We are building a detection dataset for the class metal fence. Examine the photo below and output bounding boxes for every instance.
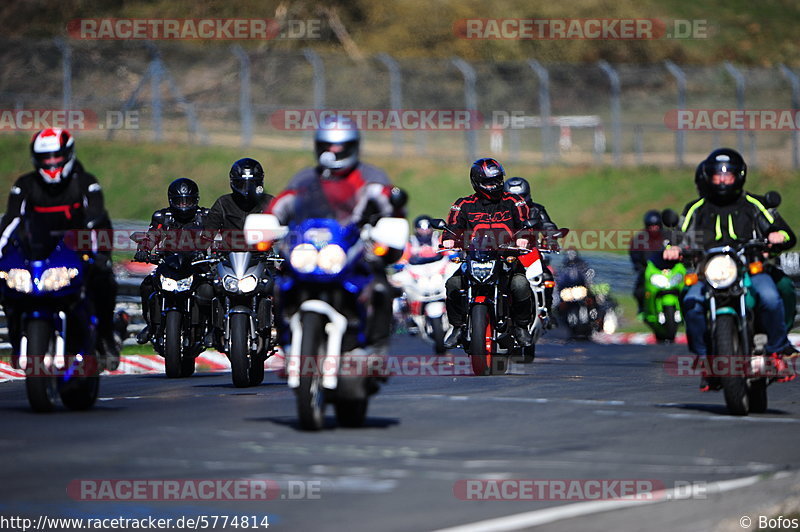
[1,37,799,168]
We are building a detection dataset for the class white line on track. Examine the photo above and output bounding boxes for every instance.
[433,472,791,532]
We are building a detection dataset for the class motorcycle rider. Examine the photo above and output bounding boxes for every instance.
[267,116,405,346]
[663,148,798,388]
[133,178,213,344]
[205,158,274,245]
[629,210,666,316]
[442,158,535,349]
[404,215,442,263]
[0,129,120,367]
[503,176,559,312]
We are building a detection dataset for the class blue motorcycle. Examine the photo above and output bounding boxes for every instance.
[0,219,101,412]
[245,211,408,430]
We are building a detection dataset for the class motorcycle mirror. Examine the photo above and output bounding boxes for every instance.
[430,218,448,230]
[661,209,679,228]
[389,187,408,209]
[764,191,782,209]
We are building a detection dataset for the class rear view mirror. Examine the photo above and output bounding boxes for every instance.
[764,191,782,209]
[430,218,447,230]
[661,209,680,229]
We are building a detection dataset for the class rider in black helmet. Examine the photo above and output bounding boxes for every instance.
[206,158,274,235]
[134,178,212,343]
[629,209,665,315]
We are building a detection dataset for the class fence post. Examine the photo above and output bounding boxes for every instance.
[54,38,72,112]
[598,60,622,166]
[664,60,686,167]
[451,57,477,161]
[779,64,800,169]
[303,48,326,110]
[528,59,552,164]
[377,53,403,156]
[232,45,253,147]
[723,62,746,156]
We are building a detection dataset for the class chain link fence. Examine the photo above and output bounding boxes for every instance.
[1,37,799,168]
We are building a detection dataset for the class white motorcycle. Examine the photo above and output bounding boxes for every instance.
[392,253,459,354]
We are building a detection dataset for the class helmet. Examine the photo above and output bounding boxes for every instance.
[229,158,264,202]
[167,178,199,222]
[699,148,746,204]
[315,115,360,175]
[694,161,707,196]
[31,128,75,185]
[504,177,532,204]
[643,210,662,229]
[469,158,505,200]
[564,247,580,263]
[413,215,434,241]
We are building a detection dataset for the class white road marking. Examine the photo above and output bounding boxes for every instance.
[433,472,790,532]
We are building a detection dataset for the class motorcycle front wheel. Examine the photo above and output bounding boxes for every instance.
[715,314,749,416]
[297,312,326,430]
[229,313,252,388]
[469,305,493,376]
[24,318,58,413]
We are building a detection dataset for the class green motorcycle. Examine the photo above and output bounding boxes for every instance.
[642,258,686,342]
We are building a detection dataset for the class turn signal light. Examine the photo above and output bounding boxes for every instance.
[256,241,271,252]
[373,244,389,257]
[748,261,763,275]
[544,280,556,288]
[684,273,698,286]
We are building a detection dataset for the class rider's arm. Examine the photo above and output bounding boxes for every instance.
[0,178,26,257]
[445,197,470,247]
[765,209,796,252]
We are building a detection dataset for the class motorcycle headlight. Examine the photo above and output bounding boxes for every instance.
[238,275,258,293]
[650,273,671,289]
[290,243,318,273]
[704,255,738,289]
[38,267,79,292]
[561,286,587,302]
[2,269,32,293]
[317,244,347,274]
[670,272,684,286]
[222,275,239,292]
[160,274,193,292]
[470,261,495,283]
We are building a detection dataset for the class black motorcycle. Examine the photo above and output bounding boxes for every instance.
[433,220,538,376]
[131,233,212,378]
[209,249,278,388]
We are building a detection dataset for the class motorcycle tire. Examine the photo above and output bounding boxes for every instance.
[229,313,252,388]
[297,312,326,430]
[24,318,59,413]
[716,314,749,416]
[164,310,184,379]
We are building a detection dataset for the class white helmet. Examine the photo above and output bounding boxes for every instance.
[314,115,360,174]
[31,128,76,185]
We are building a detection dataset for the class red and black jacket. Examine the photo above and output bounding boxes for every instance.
[446,192,531,249]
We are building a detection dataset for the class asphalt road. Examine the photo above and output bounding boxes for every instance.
[1,333,800,532]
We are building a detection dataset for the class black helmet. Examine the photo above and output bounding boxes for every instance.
[315,115,360,176]
[694,161,707,197]
[229,158,264,202]
[699,148,746,204]
[470,157,505,200]
[643,210,662,229]
[504,176,532,204]
[167,178,200,222]
[413,214,434,240]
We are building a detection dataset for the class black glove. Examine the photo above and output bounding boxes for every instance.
[134,250,150,263]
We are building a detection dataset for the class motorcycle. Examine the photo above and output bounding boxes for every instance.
[432,219,543,376]
[130,233,212,378]
[0,218,101,412]
[641,256,686,342]
[209,246,278,388]
[663,200,785,416]
[244,210,408,430]
[556,262,618,339]
[391,253,459,354]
